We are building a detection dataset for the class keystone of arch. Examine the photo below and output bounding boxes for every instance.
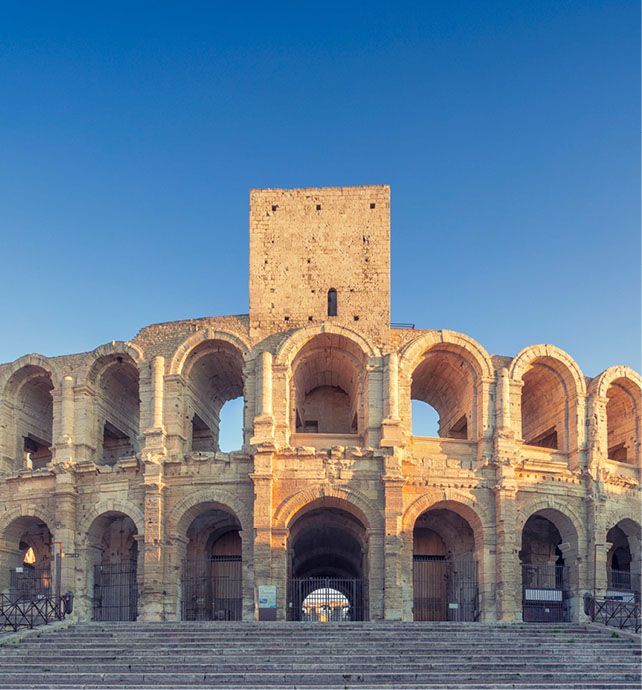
[272,484,384,532]
[77,498,146,543]
[402,489,491,536]
[169,328,251,376]
[509,344,586,397]
[0,353,62,397]
[588,365,642,400]
[167,488,252,537]
[273,324,377,369]
[79,341,145,385]
[397,330,493,380]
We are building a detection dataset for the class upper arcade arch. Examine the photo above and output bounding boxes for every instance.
[509,345,586,452]
[0,356,59,471]
[285,330,371,437]
[179,338,246,452]
[589,366,641,466]
[170,328,251,377]
[398,331,493,441]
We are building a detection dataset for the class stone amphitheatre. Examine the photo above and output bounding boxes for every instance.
[0,184,639,632]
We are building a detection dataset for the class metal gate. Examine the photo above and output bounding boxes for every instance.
[522,564,569,622]
[181,556,242,621]
[288,576,368,621]
[10,565,52,600]
[413,557,479,621]
[93,561,138,621]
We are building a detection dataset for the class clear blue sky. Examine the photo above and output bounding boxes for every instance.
[1,0,639,385]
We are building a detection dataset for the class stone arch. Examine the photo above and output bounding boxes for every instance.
[170,329,251,377]
[77,499,145,545]
[509,344,585,452]
[79,342,145,386]
[589,366,641,466]
[590,365,642,400]
[402,490,491,537]
[274,324,376,369]
[398,330,493,381]
[273,485,383,532]
[397,331,493,441]
[516,498,584,545]
[602,505,641,543]
[509,344,586,397]
[0,354,62,396]
[167,489,251,538]
[0,505,57,543]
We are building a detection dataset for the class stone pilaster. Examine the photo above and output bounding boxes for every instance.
[141,356,166,461]
[140,463,165,620]
[251,448,274,618]
[251,352,275,444]
[382,475,405,619]
[54,472,77,595]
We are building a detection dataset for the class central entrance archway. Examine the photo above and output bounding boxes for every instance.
[286,503,369,621]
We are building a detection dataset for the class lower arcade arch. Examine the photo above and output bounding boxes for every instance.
[0,515,53,598]
[180,503,243,621]
[519,508,579,622]
[411,505,480,621]
[286,500,369,621]
[86,512,139,621]
[606,519,641,597]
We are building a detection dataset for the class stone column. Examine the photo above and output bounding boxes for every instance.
[367,527,385,620]
[251,353,275,444]
[142,356,166,461]
[381,354,403,448]
[72,385,96,462]
[163,374,186,455]
[53,376,75,463]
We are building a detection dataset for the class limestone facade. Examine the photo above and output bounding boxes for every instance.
[0,185,639,623]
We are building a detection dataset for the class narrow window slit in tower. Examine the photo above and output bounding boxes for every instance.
[327,289,337,317]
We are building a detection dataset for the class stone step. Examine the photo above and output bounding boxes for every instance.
[0,670,640,685]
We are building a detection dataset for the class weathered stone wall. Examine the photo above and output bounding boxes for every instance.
[0,186,639,626]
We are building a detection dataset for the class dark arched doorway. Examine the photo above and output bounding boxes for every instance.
[287,504,368,621]
[412,507,479,621]
[87,512,139,621]
[181,506,242,620]
[520,510,577,622]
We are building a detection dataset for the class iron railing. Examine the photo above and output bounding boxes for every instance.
[591,596,641,633]
[522,564,569,622]
[288,577,368,621]
[181,557,242,621]
[0,593,66,632]
[93,561,138,621]
[413,558,479,621]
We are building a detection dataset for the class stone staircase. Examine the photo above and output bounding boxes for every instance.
[0,621,639,689]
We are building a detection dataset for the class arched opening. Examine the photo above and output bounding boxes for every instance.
[184,341,245,453]
[606,520,641,598]
[410,347,475,440]
[93,355,140,465]
[0,516,53,598]
[605,379,639,465]
[520,510,577,621]
[87,512,138,621]
[287,501,368,621]
[6,366,54,470]
[412,506,479,621]
[181,505,242,620]
[290,333,365,437]
[521,357,571,451]
[218,398,244,452]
